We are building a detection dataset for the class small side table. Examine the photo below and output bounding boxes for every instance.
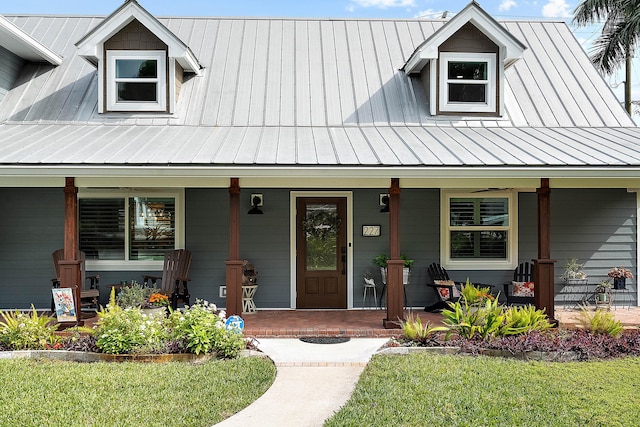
[612,286,633,310]
[242,285,258,314]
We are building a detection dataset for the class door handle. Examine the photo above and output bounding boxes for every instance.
[341,246,346,274]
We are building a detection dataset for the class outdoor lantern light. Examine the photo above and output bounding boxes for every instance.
[248,194,264,215]
[379,194,389,213]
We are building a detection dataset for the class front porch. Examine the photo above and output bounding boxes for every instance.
[234,307,640,338]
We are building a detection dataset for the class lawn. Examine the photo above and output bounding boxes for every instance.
[0,357,275,427]
[325,353,640,427]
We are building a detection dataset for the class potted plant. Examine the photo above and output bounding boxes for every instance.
[594,279,611,307]
[608,267,633,289]
[562,258,587,284]
[372,254,413,284]
[116,281,168,315]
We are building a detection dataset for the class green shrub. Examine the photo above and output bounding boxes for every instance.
[401,313,439,343]
[95,288,168,354]
[167,300,244,357]
[577,307,624,337]
[501,305,553,336]
[0,306,59,350]
[460,279,495,305]
[440,298,504,340]
[440,298,551,340]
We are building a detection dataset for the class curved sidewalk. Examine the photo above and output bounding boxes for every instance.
[213,338,388,427]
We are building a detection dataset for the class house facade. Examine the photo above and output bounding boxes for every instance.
[1,1,639,322]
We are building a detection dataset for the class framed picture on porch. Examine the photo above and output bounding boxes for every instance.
[52,288,76,323]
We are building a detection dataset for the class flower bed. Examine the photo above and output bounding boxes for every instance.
[0,291,246,360]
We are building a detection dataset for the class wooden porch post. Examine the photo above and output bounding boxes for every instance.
[226,178,243,316]
[59,177,83,322]
[533,178,556,321]
[384,178,404,328]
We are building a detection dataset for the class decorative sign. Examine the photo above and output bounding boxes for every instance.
[52,288,77,323]
[225,315,245,333]
[362,225,381,237]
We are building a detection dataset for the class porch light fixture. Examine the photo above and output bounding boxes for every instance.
[379,194,389,213]
[248,194,264,215]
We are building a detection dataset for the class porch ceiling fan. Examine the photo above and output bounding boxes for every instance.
[471,188,508,193]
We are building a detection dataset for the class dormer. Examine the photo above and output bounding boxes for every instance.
[403,2,526,117]
[75,0,202,114]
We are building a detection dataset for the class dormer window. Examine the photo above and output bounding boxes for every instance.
[439,52,496,113]
[106,50,166,112]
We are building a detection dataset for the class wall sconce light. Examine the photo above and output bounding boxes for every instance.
[248,193,264,215]
[379,194,389,213]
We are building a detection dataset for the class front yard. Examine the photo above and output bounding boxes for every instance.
[325,352,640,427]
[0,357,275,427]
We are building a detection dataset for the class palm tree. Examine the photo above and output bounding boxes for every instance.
[573,0,640,115]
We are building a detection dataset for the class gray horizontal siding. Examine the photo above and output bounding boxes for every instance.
[0,187,636,310]
[0,46,24,104]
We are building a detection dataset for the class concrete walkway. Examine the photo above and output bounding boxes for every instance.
[213,338,388,427]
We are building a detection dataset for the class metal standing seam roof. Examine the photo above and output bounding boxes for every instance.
[0,14,638,171]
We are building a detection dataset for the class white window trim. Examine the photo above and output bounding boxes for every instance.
[439,52,496,113]
[440,190,517,270]
[106,50,167,112]
[79,189,184,271]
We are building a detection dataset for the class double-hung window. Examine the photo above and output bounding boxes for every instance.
[439,52,496,113]
[441,190,516,269]
[79,190,183,270]
[106,50,166,111]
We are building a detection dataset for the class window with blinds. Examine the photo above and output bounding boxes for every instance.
[79,196,176,261]
[449,197,508,259]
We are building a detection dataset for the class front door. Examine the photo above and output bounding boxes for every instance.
[296,197,347,309]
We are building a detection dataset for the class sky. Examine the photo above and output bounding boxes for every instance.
[0,0,636,116]
[0,1,578,20]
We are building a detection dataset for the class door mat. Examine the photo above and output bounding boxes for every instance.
[299,337,351,344]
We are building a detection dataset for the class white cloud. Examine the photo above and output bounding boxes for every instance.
[499,1,517,12]
[414,9,446,19]
[350,0,416,9]
[542,0,572,18]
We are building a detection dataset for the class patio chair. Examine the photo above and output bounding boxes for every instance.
[503,261,535,305]
[425,263,463,312]
[142,249,192,310]
[51,249,100,312]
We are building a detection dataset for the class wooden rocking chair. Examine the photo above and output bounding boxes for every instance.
[51,249,100,312]
[503,262,535,305]
[425,263,463,312]
[142,249,192,310]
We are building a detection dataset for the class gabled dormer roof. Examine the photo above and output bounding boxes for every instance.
[75,0,202,75]
[403,1,526,74]
[0,14,62,65]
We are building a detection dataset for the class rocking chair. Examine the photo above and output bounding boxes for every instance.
[425,263,463,312]
[51,249,100,312]
[503,262,535,305]
[142,249,192,310]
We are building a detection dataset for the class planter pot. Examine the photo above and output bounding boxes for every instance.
[380,267,411,285]
[613,277,626,290]
[596,292,609,303]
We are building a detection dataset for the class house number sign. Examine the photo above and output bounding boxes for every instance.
[362,225,381,237]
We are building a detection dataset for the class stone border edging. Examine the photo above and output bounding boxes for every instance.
[0,350,213,363]
[376,346,580,362]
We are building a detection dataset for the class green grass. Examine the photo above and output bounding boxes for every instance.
[325,353,640,427]
[0,357,275,427]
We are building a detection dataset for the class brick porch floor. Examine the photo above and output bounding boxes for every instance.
[241,309,430,338]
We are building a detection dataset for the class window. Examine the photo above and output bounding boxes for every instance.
[439,52,496,113]
[79,191,183,269]
[106,50,166,111]
[441,191,516,270]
